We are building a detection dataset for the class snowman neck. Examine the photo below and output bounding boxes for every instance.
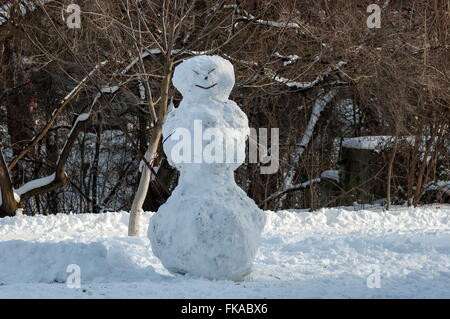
[178,166,236,184]
[182,95,228,104]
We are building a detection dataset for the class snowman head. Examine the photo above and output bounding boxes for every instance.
[172,55,235,102]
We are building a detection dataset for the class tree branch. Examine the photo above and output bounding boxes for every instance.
[8,60,108,170]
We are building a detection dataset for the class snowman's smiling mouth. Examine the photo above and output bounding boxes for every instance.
[195,83,218,90]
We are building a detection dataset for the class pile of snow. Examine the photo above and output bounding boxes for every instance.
[0,205,449,298]
[0,240,156,284]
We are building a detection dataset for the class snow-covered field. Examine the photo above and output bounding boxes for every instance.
[0,205,449,298]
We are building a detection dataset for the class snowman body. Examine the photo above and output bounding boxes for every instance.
[148,55,266,280]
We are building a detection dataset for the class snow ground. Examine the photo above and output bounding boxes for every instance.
[0,205,449,298]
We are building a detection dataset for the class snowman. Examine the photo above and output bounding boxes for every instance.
[148,55,266,281]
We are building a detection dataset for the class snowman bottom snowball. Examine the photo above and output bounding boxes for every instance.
[148,186,266,281]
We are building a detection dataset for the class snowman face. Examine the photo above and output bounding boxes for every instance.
[172,55,235,102]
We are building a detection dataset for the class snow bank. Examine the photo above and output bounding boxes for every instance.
[0,211,150,242]
[0,238,161,285]
[265,205,450,235]
[0,212,158,285]
[0,205,449,298]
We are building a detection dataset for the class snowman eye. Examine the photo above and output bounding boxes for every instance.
[193,70,200,75]
[208,68,215,74]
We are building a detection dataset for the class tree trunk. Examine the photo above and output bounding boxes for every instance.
[3,37,35,187]
[128,128,162,236]
[32,69,59,213]
[143,157,177,212]
[386,137,398,210]
[128,57,173,236]
[92,120,102,214]
[0,150,17,217]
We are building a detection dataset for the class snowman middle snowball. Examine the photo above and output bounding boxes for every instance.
[148,55,266,281]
